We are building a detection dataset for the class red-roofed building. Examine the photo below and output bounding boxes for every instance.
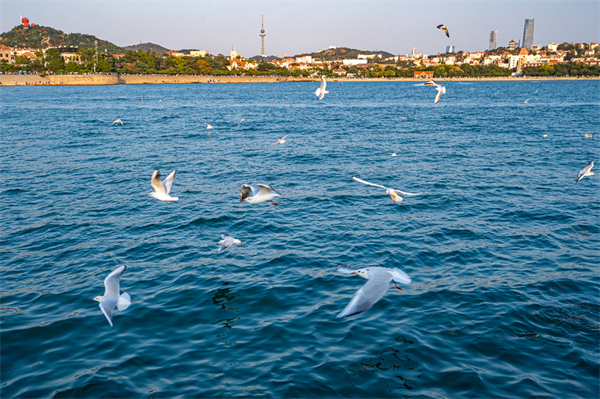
[413,70,433,78]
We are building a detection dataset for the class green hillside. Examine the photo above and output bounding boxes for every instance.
[295,47,395,60]
[0,24,124,54]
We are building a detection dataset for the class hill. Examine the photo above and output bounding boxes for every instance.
[295,47,395,60]
[0,24,124,53]
[122,42,170,55]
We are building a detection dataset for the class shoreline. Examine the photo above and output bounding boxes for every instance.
[0,73,598,87]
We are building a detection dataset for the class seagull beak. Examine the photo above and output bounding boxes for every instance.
[351,272,357,275]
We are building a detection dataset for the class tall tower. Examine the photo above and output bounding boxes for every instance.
[259,12,266,61]
[488,29,498,51]
[522,19,534,50]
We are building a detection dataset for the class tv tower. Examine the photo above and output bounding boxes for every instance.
[259,12,266,61]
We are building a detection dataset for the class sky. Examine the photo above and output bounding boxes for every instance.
[1,0,598,57]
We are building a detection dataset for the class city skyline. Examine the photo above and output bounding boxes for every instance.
[1,1,598,57]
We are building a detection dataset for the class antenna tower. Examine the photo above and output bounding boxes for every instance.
[259,12,266,61]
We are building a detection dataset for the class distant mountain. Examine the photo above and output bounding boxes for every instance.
[248,55,280,62]
[295,47,395,60]
[122,42,170,56]
[0,24,124,53]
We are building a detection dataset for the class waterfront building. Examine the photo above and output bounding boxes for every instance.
[522,19,535,50]
[489,29,498,50]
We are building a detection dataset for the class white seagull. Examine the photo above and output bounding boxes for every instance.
[336,265,411,318]
[381,151,399,157]
[238,117,248,129]
[148,170,179,202]
[240,184,281,206]
[218,233,242,253]
[113,119,123,125]
[205,123,213,129]
[93,266,131,327]
[315,76,329,100]
[428,80,446,104]
[271,134,290,146]
[576,161,594,184]
[352,176,422,204]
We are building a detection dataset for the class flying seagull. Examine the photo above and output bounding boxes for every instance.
[352,176,422,204]
[315,76,330,100]
[113,119,123,125]
[92,266,131,327]
[240,184,281,206]
[148,170,179,202]
[336,265,411,318]
[381,151,399,157]
[584,133,594,138]
[205,123,213,129]
[576,161,594,184]
[238,117,248,129]
[271,134,290,146]
[428,80,446,104]
[218,233,242,253]
[437,24,450,38]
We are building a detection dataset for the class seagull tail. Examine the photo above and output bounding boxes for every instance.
[117,292,131,311]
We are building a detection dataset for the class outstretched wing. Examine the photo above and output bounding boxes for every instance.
[258,184,280,196]
[337,274,391,318]
[99,302,114,327]
[352,176,388,190]
[391,189,423,197]
[151,170,166,195]
[104,266,126,297]
[434,88,443,104]
[162,170,177,195]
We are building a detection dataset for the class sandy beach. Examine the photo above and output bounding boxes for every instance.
[0,73,597,87]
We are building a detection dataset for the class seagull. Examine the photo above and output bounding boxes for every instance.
[315,76,329,100]
[240,184,281,206]
[113,119,123,125]
[336,265,411,318]
[238,117,248,129]
[381,151,399,157]
[584,134,594,138]
[524,99,530,103]
[271,134,290,146]
[205,123,213,129]
[218,233,242,253]
[437,24,450,38]
[543,134,548,138]
[576,161,594,184]
[92,266,131,327]
[428,80,446,104]
[148,170,179,202]
[352,176,422,204]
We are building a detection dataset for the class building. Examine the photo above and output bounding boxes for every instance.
[166,50,185,57]
[508,40,520,50]
[489,29,498,50]
[342,59,368,66]
[522,19,535,50]
[57,47,80,63]
[295,55,312,64]
[411,47,420,58]
[189,50,210,57]
[414,70,433,78]
[445,45,456,54]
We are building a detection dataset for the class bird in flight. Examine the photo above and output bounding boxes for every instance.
[205,123,213,129]
[148,170,179,202]
[352,176,422,204]
[218,233,242,253]
[437,24,450,38]
[271,134,290,146]
[428,80,446,104]
[92,266,131,327]
[335,265,411,318]
[315,76,329,100]
[113,119,123,125]
[576,161,594,184]
[240,184,281,206]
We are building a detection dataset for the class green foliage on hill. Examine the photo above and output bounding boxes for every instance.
[295,47,394,61]
[0,24,124,53]
[122,43,170,56]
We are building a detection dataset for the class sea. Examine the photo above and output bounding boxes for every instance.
[1,80,599,398]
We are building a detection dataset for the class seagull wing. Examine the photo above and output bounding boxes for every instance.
[258,184,280,196]
[270,139,280,146]
[104,266,126,298]
[337,273,391,318]
[99,301,114,327]
[391,189,423,197]
[434,88,443,104]
[151,170,166,195]
[320,76,327,93]
[388,268,412,285]
[352,176,388,190]
[443,27,450,38]
[281,134,290,140]
[162,170,177,195]
[218,235,233,252]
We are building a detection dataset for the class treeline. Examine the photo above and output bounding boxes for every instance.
[522,62,600,77]
[2,48,599,78]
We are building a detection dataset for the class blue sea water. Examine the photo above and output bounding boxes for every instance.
[1,80,599,398]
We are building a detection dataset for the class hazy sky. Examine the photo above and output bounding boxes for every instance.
[1,0,598,56]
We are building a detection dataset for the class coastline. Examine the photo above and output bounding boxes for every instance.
[0,73,598,87]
